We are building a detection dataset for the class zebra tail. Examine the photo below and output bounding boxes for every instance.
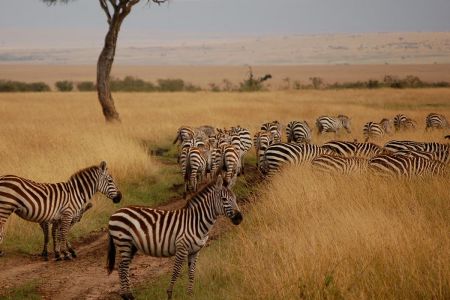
[172,130,180,144]
[184,156,192,182]
[107,233,116,275]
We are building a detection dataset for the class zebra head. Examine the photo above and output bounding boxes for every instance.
[214,176,242,225]
[97,161,122,204]
[338,115,352,133]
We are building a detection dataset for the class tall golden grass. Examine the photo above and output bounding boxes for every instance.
[0,89,449,298]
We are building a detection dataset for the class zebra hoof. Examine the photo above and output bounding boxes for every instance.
[69,249,77,258]
[63,253,73,261]
[120,293,135,300]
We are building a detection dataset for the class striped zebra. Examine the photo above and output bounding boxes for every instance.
[286,121,312,143]
[363,118,392,142]
[316,115,351,135]
[384,140,449,153]
[322,141,385,158]
[393,114,416,131]
[230,126,253,174]
[311,154,368,174]
[369,154,446,178]
[0,161,121,259]
[392,150,450,165]
[220,145,241,188]
[261,143,331,175]
[173,126,209,147]
[107,176,243,300]
[40,202,92,260]
[261,121,282,143]
[426,113,449,130]
[183,147,210,198]
[254,131,274,169]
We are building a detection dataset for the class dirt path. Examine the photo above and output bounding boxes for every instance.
[0,160,261,299]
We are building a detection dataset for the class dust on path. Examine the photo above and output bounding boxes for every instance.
[0,162,261,300]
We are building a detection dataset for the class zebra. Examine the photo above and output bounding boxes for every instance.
[261,121,282,143]
[254,131,274,169]
[286,121,312,143]
[261,143,331,175]
[40,202,93,260]
[384,140,449,153]
[315,115,351,135]
[0,161,121,259]
[230,126,253,174]
[393,114,416,131]
[425,113,449,130]
[183,146,210,198]
[107,175,243,300]
[322,141,385,158]
[368,154,446,178]
[220,145,241,188]
[173,126,209,148]
[392,150,450,165]
[363,118,392,142]
[311,154,369,174]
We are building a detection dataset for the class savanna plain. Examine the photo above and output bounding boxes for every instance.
[0,89,449,299]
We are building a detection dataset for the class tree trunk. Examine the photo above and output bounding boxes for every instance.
[96,6,130,123]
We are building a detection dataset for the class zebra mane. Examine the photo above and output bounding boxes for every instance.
[68,165,100,181]
[184,181,216,208]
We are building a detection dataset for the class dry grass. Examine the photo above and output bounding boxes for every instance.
[0,89,449,297]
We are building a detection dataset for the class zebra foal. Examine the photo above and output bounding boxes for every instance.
[316,115,351,135]
[107,176,243,300]
[425,113,449,130]
[0,161,121,259]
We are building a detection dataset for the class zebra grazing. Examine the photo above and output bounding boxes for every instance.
[286,121,312,143]
[40,202,92,260]
[393,114,416,131]
[426,113,449,130]
[369,154,446,178]
[107,176,243,300]
[322,141,384,158]
[261,121,282,143]
[316,115,351,135]
[254,131,274,169]
[261,143,331,175]
[0,161,121,259]
[384,140,449,153]
[393,150,450,165]
[311,154,368,174]
[363,118,392,141]
[230,126,253,174]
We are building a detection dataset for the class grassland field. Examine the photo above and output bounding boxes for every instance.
[0,89,449,299]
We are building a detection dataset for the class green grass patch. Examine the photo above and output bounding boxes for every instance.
[0,280,41,300]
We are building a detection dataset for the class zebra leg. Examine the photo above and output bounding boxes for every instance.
[53,222,62,260]
[118,245,135,300]
[187,252,199,296]
[57,215,73,261]
[0,220,5,257]
[39,222,50,260]
[167,247,188,300]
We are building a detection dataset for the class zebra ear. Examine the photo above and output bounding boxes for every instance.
[100,161,107,172]
[215,175,224,189]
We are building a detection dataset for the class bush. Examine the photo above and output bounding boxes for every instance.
[110,76,156,92]
[157,78,185,92]
[55,81,74,92]
[0,80,50,92]
[77,81,96,91]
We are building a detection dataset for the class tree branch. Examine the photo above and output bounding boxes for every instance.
[99,0,112,24]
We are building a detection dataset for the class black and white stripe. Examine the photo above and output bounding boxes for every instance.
[316,115,351,134]
[369,154,446,178]
[392,149,450,165]
[230,126,253,174]
[384,140,449,153]
[261,121,282,143]
[286,121,312,143]
[254,131,274,169]
[0,161,121,259]
[322,141,384,158]
[393,114,416,131]
[425,113,449,130]
[183,147,209,198]
[311,154,368,174]
[107,176,242,300]
[363,118,391,142]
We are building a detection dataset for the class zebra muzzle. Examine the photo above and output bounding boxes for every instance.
[231,211,243,225]
[112,191,122,203]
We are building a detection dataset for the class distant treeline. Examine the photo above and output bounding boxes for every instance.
[1,74,449,92]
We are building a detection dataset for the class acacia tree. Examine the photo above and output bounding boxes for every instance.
[43,0,167,122]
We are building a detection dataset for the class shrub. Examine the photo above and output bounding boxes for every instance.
[309,77,323,89]
[0,80,50,92]
[238,67,271,92]
[157,78,185,92]
[110,76,157,92]
[77,81,96,91]
[55,81,74,92]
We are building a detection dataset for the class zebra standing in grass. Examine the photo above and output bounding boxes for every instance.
[107,176,243,300]
[220,145,241,187]
[0,161,121,259]
[315,115,351,135]
[183,146,210,198]
[368,154,446,178]
[286,121,312,143]
[425,113,449,130]
[261,143,332,175]
[363,118,392,142]
[322,141,385,158]
[230,126,253,174]
[384,140,449,153]
[261,121,282,143]
[392,150,450,165]
[311,154,369,174]
[393,114,416,131]
[254,131,274,169]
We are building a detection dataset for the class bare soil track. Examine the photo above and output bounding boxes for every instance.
[0,160,261,300]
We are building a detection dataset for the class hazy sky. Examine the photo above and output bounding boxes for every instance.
[1,0,450,48]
